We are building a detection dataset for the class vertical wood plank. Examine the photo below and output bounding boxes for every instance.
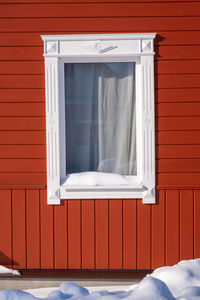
[12,189,26,269]
[166,190,180,266]
[95,199,108,269]
[26,190,40,268]
[0,190,12,268]
[123,199,136,269]
[180,190,194,260]
[137,199,151,269]
[151,190,165,269]
[194,190,200,258]
[54,200,68,269]
[82,200,94,269]
[40,190,54,269]
[68,200,81,269]
[109,200,122,269]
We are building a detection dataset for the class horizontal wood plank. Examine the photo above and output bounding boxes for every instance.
[157,103,200,117]
[156,74,200,89]
[0,61,44,75]
[0,75,44,89]
[156,89,200,103]
[0,131,45,144]
[157,159,200,173]
[158,46,200,60]
[158,173,200,186]
[0,17,200,32]
[157,117,200,131]
[0,158,46,172]
[1,3,200,18]
[0,173,46,185]
[0,145,46,158]
[157,131,200,145]
[1,0,199,3]
[0,47,43,61]
[0,89,45,102]
[0,117,45,130]
[0,103,45,116]
[156,60,200,75]
[157,145,200,159]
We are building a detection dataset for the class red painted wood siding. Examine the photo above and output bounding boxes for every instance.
[0,0,199,270]
[0,188,199,269]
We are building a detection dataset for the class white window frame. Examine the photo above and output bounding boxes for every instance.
[41,33,156,205]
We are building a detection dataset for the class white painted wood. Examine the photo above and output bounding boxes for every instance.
[41,33,156,58]
[42,33,156,204]
[45,57,61,204]
[141,55,156,204]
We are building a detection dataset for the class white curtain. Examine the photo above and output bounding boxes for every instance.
[65,62,136,175]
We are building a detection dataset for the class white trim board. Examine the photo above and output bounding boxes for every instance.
[42,33,156,204]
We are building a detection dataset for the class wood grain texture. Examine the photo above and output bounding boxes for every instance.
[180,190,194,260]
[95,199,108,269]
[68,200,81,269]
[194,190,200,259]
[1,2,200,18]
[157,103,200,117]
[0,132,45,145]
[54,200,68,269]
[0,190,12,268]
[137,200,151,269]
[151,190,165,269]
[1,17,200,33]
[123,199,137,269]
[0,159,46,172]
[109,200,122,269]
[0,117,45,130]
[1,0,199,3]
[157,88,200,103]
[26,190,40,268]
[0,103,45,116]
[0,173,46,185]
[40,190,54,269]
[0,89,45,102]
[157,159,200,173]
[12,189,26,268]
[157,145,200,159]
[82,200,95,269]
[157,131,200,144]
[166,190,180,266]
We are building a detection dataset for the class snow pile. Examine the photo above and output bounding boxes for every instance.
[1,259,200,299]
[0,265,20,276]
[63,172,131,186]
[151,259,200,298]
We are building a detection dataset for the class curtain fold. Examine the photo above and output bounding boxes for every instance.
[65,62,136,176]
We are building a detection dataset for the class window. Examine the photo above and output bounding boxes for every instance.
[41,33,156,204]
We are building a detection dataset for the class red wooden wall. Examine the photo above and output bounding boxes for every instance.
[0,0,200,270]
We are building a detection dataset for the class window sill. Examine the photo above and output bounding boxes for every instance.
[57,184,155,204]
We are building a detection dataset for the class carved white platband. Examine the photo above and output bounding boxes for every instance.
[48,188,61,205]
[42,33,156,205]
[142,39,152,52]
[46,41,58,54]
[82,40,117,53]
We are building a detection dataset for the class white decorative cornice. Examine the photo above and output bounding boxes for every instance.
[41,33,156,57]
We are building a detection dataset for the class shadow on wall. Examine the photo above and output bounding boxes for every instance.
[0,251,18,267]
[154,34,164,194]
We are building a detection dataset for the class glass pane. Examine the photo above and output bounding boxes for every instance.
[65,62,136,175]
